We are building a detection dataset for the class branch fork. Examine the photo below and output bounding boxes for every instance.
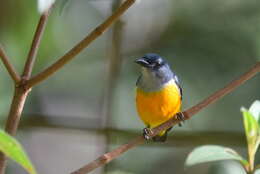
[0,1,136,173]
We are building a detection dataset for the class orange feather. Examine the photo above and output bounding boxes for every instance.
[136,81,181,129]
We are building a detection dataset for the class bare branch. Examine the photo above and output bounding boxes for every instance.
[72,137,144,174]
[0,87,30,174]
[0,45,20,83]
[71,62,260,174]
[22,9,51,80]
[0,7,52,174]
[0,2,135,173]
[26,0,136,89]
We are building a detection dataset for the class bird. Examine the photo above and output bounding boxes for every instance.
[135,53,183,142]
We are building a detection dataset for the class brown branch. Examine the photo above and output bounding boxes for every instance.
[0,45,20,83]
[4,88,30,135]
[0,2,135,173]
[26,0,136,89]
[71,62,260,174]
[0,7,52,174]
[22,10,51,81]
[0,87,30,174]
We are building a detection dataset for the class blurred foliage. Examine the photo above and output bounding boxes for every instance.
[185,101,260,173]
[106,170,135,174]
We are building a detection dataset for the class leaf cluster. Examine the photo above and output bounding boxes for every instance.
[185,100,260,174]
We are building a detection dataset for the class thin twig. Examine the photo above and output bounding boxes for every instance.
[26,0,136,89]
[22,10,51,81]
[71,62,260,174]
[0,45,20,83]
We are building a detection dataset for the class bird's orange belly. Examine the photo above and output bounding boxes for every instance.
[136,83,181,128]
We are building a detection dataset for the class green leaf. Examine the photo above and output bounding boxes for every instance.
[185,145,247,167]
[0,130,37,174]
[249,100,260,126]
[241,107,259,148]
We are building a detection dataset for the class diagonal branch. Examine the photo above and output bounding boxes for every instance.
[22,9,51,81]
[26,0,136,89]
[71,62,260,174]
[0,45,21,83]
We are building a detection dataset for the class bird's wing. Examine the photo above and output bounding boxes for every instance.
[136,75,141,86]
[173,74,183,100]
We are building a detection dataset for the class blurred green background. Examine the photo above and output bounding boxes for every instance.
[0,0,260,173]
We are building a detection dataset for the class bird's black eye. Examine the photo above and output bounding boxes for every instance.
[152,61,163,69]
[157,59,164,65]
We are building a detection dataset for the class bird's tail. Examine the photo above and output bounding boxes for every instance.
[152,127,172,142]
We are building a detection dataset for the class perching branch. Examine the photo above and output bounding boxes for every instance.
[71,62,260,174]
[26,0,136,89]
[0,45,20,83]
[22,9,51,81]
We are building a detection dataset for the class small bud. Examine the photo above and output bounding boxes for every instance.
[38,0,55,14]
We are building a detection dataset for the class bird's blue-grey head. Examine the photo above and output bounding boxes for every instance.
[135,53,174,92]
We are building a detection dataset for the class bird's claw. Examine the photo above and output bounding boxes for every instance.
[143,128,153,140]
[176,112,185,127]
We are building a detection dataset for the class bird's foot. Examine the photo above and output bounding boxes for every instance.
[176,112,185,127]
[143,127,153,140]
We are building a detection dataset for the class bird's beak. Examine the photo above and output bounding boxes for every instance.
[135,58,149,67]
